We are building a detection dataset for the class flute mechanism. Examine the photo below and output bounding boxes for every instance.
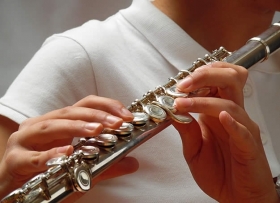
[1,21,280,203]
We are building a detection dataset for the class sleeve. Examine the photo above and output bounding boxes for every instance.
[0,35,97,123]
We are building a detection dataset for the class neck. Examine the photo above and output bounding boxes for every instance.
[152,0,275,52]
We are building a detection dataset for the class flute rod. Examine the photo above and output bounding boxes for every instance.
[225,21,280,68]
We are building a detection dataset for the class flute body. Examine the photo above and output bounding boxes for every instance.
[1,22,280,203]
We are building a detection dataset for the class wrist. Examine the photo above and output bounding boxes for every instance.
[0,161,15,199]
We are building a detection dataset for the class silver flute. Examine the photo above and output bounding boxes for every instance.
[1,21,280,203]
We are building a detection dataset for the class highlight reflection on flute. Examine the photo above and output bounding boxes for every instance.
[1,0,280,202]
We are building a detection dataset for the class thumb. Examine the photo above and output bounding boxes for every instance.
[20,145,74,173]
[172,116,202,163]
[219,111,257,161]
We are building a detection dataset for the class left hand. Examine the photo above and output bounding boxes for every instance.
[0,95,139,201]
[172,62,278,203]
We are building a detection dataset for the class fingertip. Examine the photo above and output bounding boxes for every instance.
[219,111,235,128]
[174,98,193,113]
[219,111,258,160]
[176,76,193,91]
[84,122,103,133]
[56,145,73,156]
[121,107,134,122]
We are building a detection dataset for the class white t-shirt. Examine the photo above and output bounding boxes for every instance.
[0,0,280,202]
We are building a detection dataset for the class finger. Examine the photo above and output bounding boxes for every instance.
[172,115,203,163]
[219,111,276,198]
[219,111,265,162]
[20,106,124,130]
[175,97,244,119]
[7,145,73,177]
[219,111,258,161]
[178,62,247,92]
[174,97,259,136]
[73,95,134,122]
[16,120,103,145]
[203,61,247,75]
[177,62,248,106]
[174,97,253,126]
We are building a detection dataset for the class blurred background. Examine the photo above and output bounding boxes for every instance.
[0,1,279,96]
[0,0,131,96]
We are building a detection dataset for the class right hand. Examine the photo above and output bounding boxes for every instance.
[173,62,278,203]
[0,95,139,200]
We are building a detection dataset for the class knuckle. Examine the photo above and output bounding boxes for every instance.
[38,119,53,131]
[83,95,98,103]
[226,68,244,87]
[227,65,248,85]
[87,109,97,118]
[85,108,107,121]
[58,106,73,116]
[30,152,42,168]
[193,67,210,81]
[227,68,239,78]
[63,120,84,135]
[109,99,124,108]
[226,100,241,114]
[66,120,79,130]
[19,118,34,129]
[211,61,225,68]
[6,133,18,148]
[239,66,249,82]
[98,96,122,106]
[5,148,19,165]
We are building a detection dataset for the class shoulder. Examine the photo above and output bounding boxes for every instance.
[44,14,137,60]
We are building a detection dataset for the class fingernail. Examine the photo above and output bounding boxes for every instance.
[85,122,101,130]
[225,112,235,127]
[121,107,133,117]
[177,76,192,90]
[173,98,193,112]
[57,145,71,153]
[107,115,121,124]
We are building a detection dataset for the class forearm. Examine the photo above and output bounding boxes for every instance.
[0,162,14,199]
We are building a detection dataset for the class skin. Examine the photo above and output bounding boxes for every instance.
[173,62,279,202]
[0,0,280,202]
[152,0,280,52]
[0,95,139,200]
[149,1,280,201]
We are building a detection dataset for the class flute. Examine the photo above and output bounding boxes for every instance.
[1,21,280,203]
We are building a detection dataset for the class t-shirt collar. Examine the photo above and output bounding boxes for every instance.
[120,0,209,71]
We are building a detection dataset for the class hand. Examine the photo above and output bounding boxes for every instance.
[172,62,279,203]
[0,95,139,200]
